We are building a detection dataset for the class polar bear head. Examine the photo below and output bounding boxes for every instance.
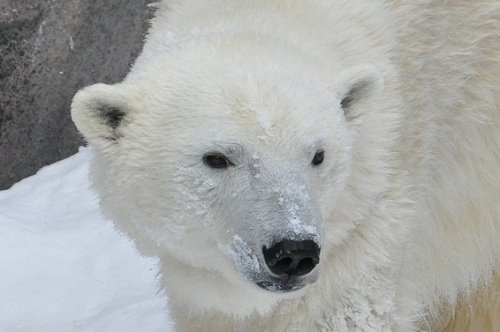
[72,36,386,316]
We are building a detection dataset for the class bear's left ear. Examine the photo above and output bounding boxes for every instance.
[333,65,384,121]
[71,83,132,147]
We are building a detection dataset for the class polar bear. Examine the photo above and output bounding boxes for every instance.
[71,1,500,331]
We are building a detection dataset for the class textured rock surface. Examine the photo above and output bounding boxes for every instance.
[0,0,154,189]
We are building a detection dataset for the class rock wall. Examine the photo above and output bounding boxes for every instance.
[0,0,154,189]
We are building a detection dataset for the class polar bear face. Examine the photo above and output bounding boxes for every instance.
[72,38,383,314]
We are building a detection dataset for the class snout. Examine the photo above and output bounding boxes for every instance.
[253,239,320,293]
[263,239,320,277]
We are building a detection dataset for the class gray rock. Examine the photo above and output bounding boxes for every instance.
[0,0,154,189]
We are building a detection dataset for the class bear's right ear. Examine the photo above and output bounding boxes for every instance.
[71,83,131,146]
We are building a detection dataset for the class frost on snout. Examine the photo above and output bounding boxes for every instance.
[227,180,323,293]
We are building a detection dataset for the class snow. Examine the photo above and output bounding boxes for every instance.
[0,148,175,332]
[229,235,261,273]
[257,113,273,132]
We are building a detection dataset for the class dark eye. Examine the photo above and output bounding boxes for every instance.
[203,153,233,169]
[312,150,325,166]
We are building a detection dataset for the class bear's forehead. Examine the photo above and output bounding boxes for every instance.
[138,69,337,127]
[133,79,340,154]
[129,47,342,150]
[131,38,333,108]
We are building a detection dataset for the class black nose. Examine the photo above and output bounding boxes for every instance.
[263,240,320,277]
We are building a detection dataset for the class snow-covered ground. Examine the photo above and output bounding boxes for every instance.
[0,148,174,332]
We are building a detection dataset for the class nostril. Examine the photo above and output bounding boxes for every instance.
[275,257,293,272]
[295,257,317,276]
[263,239,320,277]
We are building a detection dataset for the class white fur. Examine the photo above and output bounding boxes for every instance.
[71,1,500,331]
